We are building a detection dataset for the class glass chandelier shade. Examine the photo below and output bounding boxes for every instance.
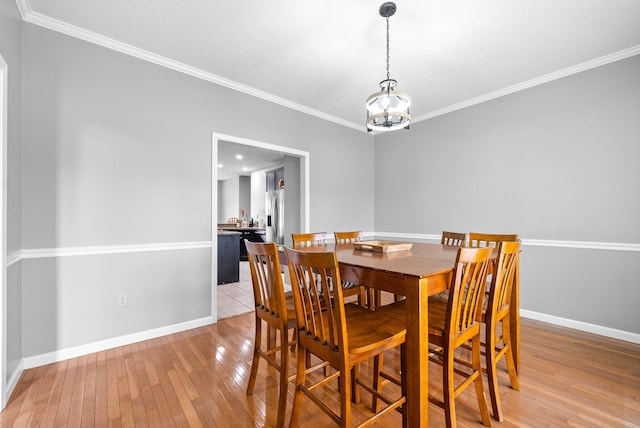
[366,2,411,132]
[366,79,411,131]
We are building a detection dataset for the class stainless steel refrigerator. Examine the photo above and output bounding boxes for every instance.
[265,189,285,244]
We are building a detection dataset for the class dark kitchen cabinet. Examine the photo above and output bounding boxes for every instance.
[217,231,240,284]
[238,229,265,261]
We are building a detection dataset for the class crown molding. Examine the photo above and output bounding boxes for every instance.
[413,45,640,123]
[15,2,640,132]
[17,5,364,133]
[13,0,31,19]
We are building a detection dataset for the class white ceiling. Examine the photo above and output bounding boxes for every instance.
[217,140,284,181]
[17,0,640,175]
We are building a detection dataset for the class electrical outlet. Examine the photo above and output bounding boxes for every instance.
[118,293,128,308]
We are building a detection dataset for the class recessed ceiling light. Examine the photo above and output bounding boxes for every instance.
[218,163,223,168]
[242,167,249,171]
[235,154,243,160]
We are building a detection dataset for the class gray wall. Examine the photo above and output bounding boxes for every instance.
[283,155,301,247]
[0,0,24,390]
[239,176,251,220]
[220,176,240,221]
[374,55,640,333]
[19,22,374,358]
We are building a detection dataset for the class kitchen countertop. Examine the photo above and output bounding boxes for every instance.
[218,230,242,235]
[217,227,265,232]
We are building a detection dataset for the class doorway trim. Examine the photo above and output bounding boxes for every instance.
[211,132,309,322]
[0,53,8,409]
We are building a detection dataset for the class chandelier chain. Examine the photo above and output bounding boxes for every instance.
[386,16,390,81]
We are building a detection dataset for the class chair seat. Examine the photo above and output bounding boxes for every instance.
[344,304,406,356]
[301,303,406,358]
[376,299,449,337]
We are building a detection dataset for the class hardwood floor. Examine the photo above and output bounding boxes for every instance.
[1,315,639,427]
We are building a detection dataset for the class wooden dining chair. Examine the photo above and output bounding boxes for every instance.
[291,232,331,248]
[284,247,407,427]
[245,241,296,428]
[441,231,467,247]
[468,232,519,288]
[468,232,518,248]
[226,216,240,225]
[482,241,520,421]
[334,231,370,307]
[468,232,521,375]
[334,231,363,245]
[373,246,494,428]
[294,232,365,305]
[431,231,468,303]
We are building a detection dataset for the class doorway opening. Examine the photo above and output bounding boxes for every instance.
[211,133,309,322]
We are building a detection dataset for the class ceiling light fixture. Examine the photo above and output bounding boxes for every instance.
[366,2,411,132]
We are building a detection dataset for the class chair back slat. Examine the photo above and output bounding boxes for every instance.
[285,248,346,355]
[468,232,518,248]
[246,241,288,325]
[448,247,493,336]
[441,231,466,247]
[489,241,521,316]
[334,231,363,245]
[292,232,331,249]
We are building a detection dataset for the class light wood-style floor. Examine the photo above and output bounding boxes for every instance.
[1,313,639,427]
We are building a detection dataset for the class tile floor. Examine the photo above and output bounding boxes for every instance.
[216,261,386,319]
[217,261,255,319]
[217,261,294,319]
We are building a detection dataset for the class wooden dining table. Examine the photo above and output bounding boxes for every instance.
[333,241,520,428]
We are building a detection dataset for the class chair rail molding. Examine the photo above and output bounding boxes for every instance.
[6,234,639,267]
[7,241,212,266]
[374,232,640,252]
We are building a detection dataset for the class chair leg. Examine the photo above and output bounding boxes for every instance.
[246,317,262,395]
[485,320,503,422]
[472,336,492,427]
[371,353,383,412]
[340,363,352,428]
[501,319,520,391]
[443,344,457,428]
[276,330,290,428]
[289,329,297,352]
[289,343,308,427]
[352,365,360,404]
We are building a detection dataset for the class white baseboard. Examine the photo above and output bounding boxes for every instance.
[9,308,638,397]
[3,359,25,409]
[520,309,640,344]
[21,316,215,370]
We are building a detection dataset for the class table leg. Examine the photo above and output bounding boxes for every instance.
[404,280,430,427]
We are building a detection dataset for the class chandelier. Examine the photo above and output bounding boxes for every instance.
[366,2,411,132]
